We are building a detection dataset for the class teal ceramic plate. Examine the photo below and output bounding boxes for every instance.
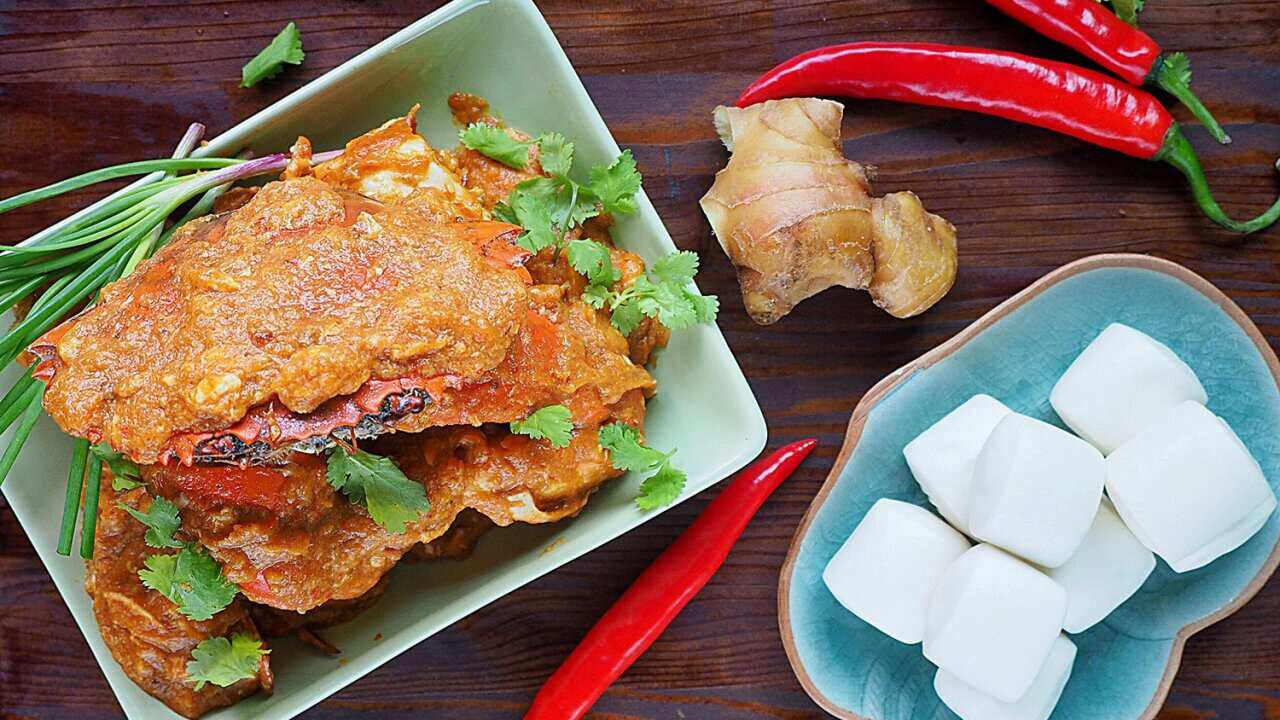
[780,254,1280,720]
[0,1,766,717]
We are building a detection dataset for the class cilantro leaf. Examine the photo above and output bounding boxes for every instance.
[492,200,518,225]
[598,423,668,472]
[639,280,700,329]
[636,463,687,511]
[510,405,574,449]
[609,297,646,336]
[91,444,142,490]
[138,553,175,596]
[488,134,640,265]
[500,176,600,255]
[586,149,642,215]
[597,423,685,510]
[326,446,430,534]
[567,239,619,287]
[686,289,720,324]
[1164,51,1191,87]
[139,546,238,621]
[240,22,305,88]
[187,634,269,691]
[515,176,567,208]
[1108,0,1143,25]
[504,190,560,254]
[652,251,699,286]
[460,123,531,169]
[118,496,183,549]
[536,132,574,177]
[582,283,610,310]
[516,176,598,230]
[604,253,718,335]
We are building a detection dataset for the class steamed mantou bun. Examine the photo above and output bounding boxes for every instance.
[903,394,1012,534]
[823,499,970,644]
[1106,400,1275,572]
[1045,498,1155,632]
[923,544,1067,703]
[1050,323,1207,455]
[968,413,1104,568]
[934,634,1077,720]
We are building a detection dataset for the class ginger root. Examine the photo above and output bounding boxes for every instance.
[699,98,957,324]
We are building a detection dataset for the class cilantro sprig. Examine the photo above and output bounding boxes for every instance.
[326,445,430,534]
[119,495,182,549]
[460,124,533,169]
[598,423,687,510]
[187,634,269,690]
[1107,0,1143,25]
[121,487,239,621]
[587,148,642,215]
[567,238,620,287]
[139,545,239,622]
[473,125,717,336]
[241,22,305,88]
[582,249,719,335]
[510,404,574,449]
[483,131,641,257]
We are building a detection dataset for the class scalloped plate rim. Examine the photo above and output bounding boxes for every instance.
[778,252,1280,720]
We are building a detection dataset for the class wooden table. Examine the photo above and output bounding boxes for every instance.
[0,1,1277,718]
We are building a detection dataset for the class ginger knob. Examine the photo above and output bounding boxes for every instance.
[699,98,957,324]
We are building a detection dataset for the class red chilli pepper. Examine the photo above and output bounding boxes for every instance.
[983,0,1230,144]
[524,438,819,720]
[736,43,1280,234]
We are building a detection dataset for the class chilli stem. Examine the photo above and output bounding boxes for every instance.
[1157,124,1280,234]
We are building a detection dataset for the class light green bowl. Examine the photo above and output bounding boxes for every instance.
[0,1,766,717]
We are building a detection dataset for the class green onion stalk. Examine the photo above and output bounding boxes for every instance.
[0,125,340,557]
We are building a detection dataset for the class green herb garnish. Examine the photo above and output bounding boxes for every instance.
[510,404,574,449]
[490,137,642,258]
[587,150,642,215]
[598,422,687,510]
[459,123,532,169]
[567,238,620,288]
[240,22,305,88]
[583,250,719,335]
[535,132,575,177]
[139,545,239,621]
[1107,0,1143,25]
[118,495,183,549]
[482,129,716,335]
[326,445,430,534]
[187,634,269,690]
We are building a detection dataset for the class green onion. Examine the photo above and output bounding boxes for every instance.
[79,452,102,559]
[57,439,90,555]
[0,367,36,422]
[0,391,44,488]
[0,278,44,317]
[0,122,343,555]
[0,381,41,435]
[0,159,238,215]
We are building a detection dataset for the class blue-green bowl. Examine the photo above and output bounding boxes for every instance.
[780,254,1280,720]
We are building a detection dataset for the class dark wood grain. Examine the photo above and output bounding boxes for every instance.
[0,1,1277,718]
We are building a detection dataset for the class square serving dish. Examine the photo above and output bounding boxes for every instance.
[0,0,767,717]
